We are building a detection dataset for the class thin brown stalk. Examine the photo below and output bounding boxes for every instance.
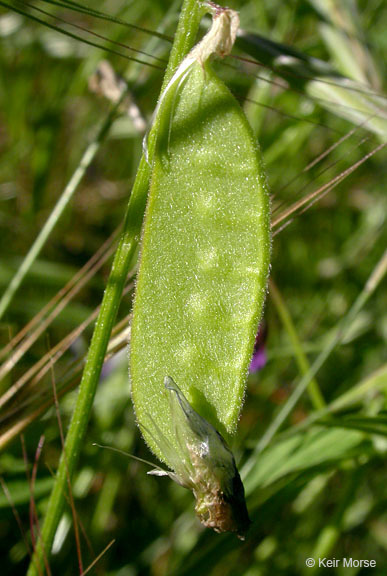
[0,276,134,411]
[0,312,131,449]
[26,2,167,64]
[273,114,375,203]
[38,0,173,42]
[272,142,386,231]
[272,134,371,221]
[20,435,51,576]
[51,366,84,575]
[29,437,46,552]
[0,229,119,376]
[82,539,116,576]
[0,403,56,451]
[0,476,32,559]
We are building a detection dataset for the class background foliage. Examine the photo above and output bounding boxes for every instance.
[0,1,386,574]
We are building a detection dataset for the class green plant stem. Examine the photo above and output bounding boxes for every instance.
[26,2,204,574]
[0,109,119,322]
[242,249,387,478]
[270,280,326,410]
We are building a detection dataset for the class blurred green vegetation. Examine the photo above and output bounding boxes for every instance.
[0,1,386,575]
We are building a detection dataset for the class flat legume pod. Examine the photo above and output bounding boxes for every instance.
[130,57,270,465]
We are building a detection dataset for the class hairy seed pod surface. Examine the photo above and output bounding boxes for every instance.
[130,6,270,535]
[131,58,270,455]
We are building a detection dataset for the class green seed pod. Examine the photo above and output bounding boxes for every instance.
[130,4,270,535]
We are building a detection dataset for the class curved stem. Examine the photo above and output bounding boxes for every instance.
[27,2,204,574]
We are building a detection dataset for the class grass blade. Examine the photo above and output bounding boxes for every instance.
[0,104,122,321]
[236,31,387,137]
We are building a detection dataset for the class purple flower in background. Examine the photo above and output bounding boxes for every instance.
[249,323,267,373]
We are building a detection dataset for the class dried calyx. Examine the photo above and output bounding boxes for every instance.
[147,378,251,539]
[143,3,239,161]
[192,3,239,63]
